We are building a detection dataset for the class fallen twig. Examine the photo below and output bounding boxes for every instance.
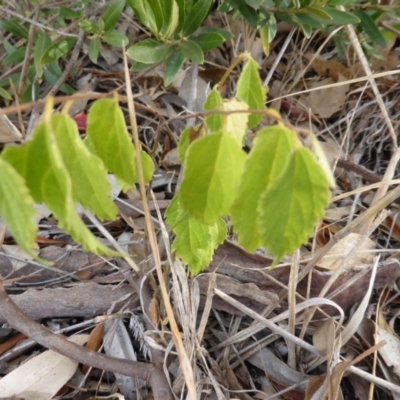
[0,280,172,400]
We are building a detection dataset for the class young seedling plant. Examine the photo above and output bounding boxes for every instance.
[0,54,333,275]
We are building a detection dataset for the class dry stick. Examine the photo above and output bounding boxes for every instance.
[122,49,196,399]
[18,6,40,95]
[0,281,171,400]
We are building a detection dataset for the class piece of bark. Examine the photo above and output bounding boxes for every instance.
[0,282,138,324]
[0,245,108,283]
[199,241,400,315]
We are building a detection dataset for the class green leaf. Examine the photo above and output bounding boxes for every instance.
[180,132,246,225]
[183,0,212,36]
[79,19,99,33]
[259,15,277,55]
[258,146,330,263]
[322,7,361,25]
[40,38,76,64]
[197,27,232,40]
[178,126,191,163]
[127,0,159,34]
[140,150,155,184]
[130,61,157,72]
[244,0,262,9]
[0,158,37,258]
[327,0,354,4]
[0,19,28,39]
[60,7,83,19]
[238,1,258,28]
[2,121,118,257]
[165,51,186,87]
[88,37,101,64]
[149,0,164,31]
[102,0,125,31]
[192,32,226,51]
[51,114,118,221]
[161,0,180,40]
[126,39,175,64]
[231,126,295,251]
[354,10,386,48]
[236,56,267,128]
[179,40,204,64]
[219,0,238,13]
[43,65,75,94]
[86,99,138,188]
[166,196,226,275]
[34,31,51,77]
[219,98,249,146]
[204,88,223,132]
[102,30,129,47]
[305,6,332,20]
[2,47,26,66]
[0,87,12,101]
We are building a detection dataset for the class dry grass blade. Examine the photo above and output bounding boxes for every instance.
[123,47,196,399]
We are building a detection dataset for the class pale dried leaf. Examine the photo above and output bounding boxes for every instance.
[104,319,144,396]
[302,75,350,118]
[0,335,88,399]
[318,233,375,270]
[0,113,22,143]
[375,326,400,377]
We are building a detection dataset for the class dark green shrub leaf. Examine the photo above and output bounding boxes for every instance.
[198,26,232,40]
[219,0,238,13]
[40,38,76,64]
[34,31,51,77]
[126,39,175,64]
[102,31,129,47]
[3,47,26,66]
[323,7,361,25]
[0,87,12,101]
[179,40,204,64]
[161,0,180,40]
[192,32,225,51]
[305,6,332,20]
[354,10,386,48]
[127,0,159,34]
[79,19,99,33]
[165,51,186,86]
[102,0,126,31]
[183,0,212,36]
[0,19,28,39]
[244,0,263,9]
[238,1,258,28]
[130,61,157,72]
[88,37,101,64]
[60,7,82,19]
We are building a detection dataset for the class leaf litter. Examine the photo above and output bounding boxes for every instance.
[0,2,400,400]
